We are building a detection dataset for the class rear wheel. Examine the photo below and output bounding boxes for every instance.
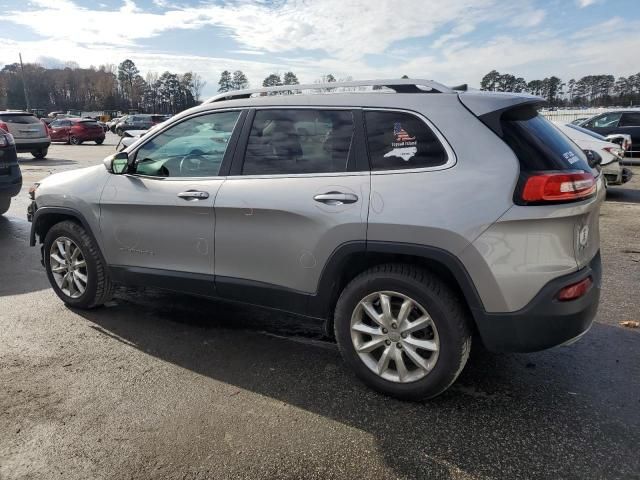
[334,264,472,400]
[70,136,82,145]
[31,148,48,159]
[95,138,104,145]
[0,196,10,215]
[43,220,113,309]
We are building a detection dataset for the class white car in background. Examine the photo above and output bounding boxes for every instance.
[554,122,632,186]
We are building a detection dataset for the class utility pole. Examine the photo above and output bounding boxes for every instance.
[19,53,31,111]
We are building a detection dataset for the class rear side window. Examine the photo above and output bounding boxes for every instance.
[0,114,40,124]
[242,109,353,175]
[619,112,640,127]
[364,111,447,171]
[500,107,591,172]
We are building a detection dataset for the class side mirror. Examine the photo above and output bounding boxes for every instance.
[103,151,130,174]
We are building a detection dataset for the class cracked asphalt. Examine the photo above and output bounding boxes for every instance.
[1,135,639,479]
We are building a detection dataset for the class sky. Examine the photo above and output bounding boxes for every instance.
[1,0,639,97]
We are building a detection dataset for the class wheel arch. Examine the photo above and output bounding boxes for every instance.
[314,241,486,337]
[30,207,107,265]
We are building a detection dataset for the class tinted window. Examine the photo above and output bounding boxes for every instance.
[590,113,622,128]
[364,111,447,171]
[242,109,353,175]
[501,106,591,172]
[134,111,240,177]
[619,112,640,127]
[566,123,607,141]
[0,114,40,124]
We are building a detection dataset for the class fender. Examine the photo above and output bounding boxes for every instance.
[308,240,487,321]
[29,207,107,266]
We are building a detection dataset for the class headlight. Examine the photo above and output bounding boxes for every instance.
[28,183,40,200]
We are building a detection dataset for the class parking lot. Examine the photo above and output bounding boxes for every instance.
[1,134,639,479]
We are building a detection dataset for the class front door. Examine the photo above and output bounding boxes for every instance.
[99,110,244,286]
[214,108,370,309]
[49,119,71,142]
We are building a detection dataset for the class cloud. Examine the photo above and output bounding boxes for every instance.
[1,0,638,97]
[576,0,600,7]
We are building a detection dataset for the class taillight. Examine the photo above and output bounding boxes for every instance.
[518,171,597,204]
[0,121,8,132]
[557,276,592,301]
[603,146,624,159]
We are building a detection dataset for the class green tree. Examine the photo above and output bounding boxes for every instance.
[218,70,232,92]
[283,71,299,85]
[262,73,282,87]
[480,70,500,91]
[231,70,249,90]
[117,59,140,107]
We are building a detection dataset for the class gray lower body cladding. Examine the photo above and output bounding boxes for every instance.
[473,251,601,353]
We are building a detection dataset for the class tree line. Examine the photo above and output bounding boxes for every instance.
[217,70,341,92]
[0,59,206,114]
[480,69,640,107]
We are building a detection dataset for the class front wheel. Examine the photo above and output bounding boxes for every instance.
[31,148,48,159]
[43,220,113,309]
[70,136,82,145]
[334,264,472,400]
[0,196,10,215]
[95,138,104,145]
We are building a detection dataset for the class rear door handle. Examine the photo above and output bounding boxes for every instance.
[313,192,358,205]
[178,190,209,200]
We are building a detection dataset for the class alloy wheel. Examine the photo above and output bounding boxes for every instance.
[350,291,440,383]
[49,236,88,299]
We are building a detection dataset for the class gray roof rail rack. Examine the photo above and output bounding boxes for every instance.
[204,78,454,103]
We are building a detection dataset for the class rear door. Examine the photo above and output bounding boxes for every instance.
[213,108,370,309]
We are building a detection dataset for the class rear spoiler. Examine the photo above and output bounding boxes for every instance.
[458,92,544,136]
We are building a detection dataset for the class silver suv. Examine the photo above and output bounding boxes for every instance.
[27,79,604,400]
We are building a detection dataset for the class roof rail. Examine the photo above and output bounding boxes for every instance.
[204,78,454,103]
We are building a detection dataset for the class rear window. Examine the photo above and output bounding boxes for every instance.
[78,120,99,126]
[0,114,41,124]
[500,107,591,172]
[566,123,607,141]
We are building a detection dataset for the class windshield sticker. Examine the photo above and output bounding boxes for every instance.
[384,122,417,162]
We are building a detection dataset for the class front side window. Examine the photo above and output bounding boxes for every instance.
[364,111,447,171]
[619,112,640,127]
[590,113,622,128]
[133,111,240,177]
[242,109,353,175]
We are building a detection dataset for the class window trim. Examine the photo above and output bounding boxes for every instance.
[229,106,364,179]
[125,108,246,181]
[363,107,456,175]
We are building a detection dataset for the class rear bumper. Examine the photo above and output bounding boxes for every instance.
[474,251,601,353]
[14,139,51,152]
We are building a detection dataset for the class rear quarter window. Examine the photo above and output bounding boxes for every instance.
[364,111,448,171]
[500,107,591,172]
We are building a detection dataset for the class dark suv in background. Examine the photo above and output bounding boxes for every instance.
[114,115,154,136]
[578,110,640,156]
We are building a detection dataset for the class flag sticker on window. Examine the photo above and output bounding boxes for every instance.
[384,122,417,161]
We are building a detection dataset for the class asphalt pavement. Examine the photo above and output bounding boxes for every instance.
[1,135,639,479]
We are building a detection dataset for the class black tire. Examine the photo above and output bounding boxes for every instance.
[31,148,48,159]
[70,136,82,145]
[43,220,113,309]
[95,138,104,145]
[0,196,10,215]
[334,264,472,401]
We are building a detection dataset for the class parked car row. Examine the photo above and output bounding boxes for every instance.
[108,114,171,136]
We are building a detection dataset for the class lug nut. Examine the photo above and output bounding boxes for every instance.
[397,343,402,348]
[401,332,407,339]
[391,322,397,329]
[382,328,388,334]
[385,340,391,346]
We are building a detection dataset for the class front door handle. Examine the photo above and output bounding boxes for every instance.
[313,192,358,205]
[178,190,209,200]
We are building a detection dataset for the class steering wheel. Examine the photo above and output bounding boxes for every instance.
[179,151,207,175]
